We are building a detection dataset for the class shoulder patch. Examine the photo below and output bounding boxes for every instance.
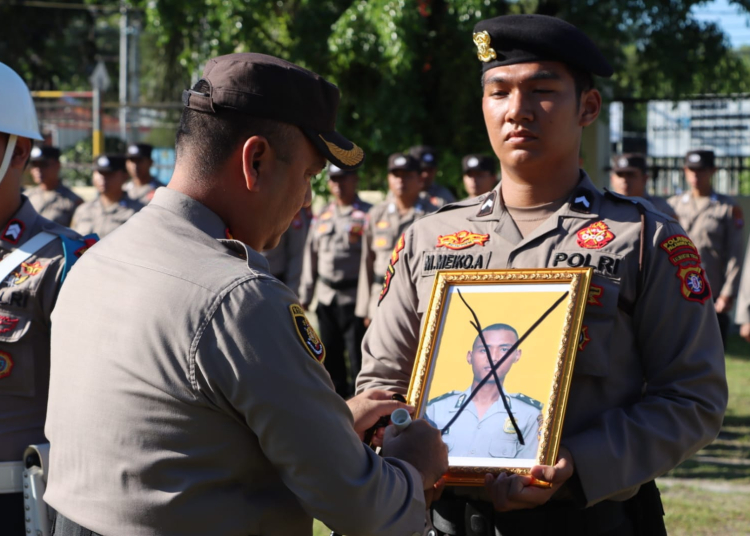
[289,304,326,363]
[511,393,543,410]
[660,234,711,304]
[427,390,460,405]
[378,233,406,305]
[59,234,99,284]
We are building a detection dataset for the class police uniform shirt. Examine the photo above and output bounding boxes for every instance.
[261,209,310,295]
[425,388,541,460]
[70,195,144,238]
[734,235,750,325]
[644,195,677,220]
[44,188,425,536]
[124,179,160,204]
[355,197,437,320]
[0,198,87,461]
[299,198,371,307]
[25,183,83,227]
[667,191,743,299]
[357,173,727,506]
[423,183,457,208]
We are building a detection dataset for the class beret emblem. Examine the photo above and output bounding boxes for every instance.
[318,135,364,167]
[473,31,497,63]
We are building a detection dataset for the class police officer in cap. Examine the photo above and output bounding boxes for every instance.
[357,15,726,536]
[25,146,84,227]
[609,153,676,219]
[71,154,144,238]
[668,149,743,347]
[410,145,457,207]
[462,154,498,199]
[299,163,371,397]
[45,53,448,536]
[125,143,161,204]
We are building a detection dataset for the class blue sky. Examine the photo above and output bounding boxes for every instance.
[693,0,750,48]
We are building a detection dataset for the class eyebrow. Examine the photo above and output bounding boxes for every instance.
[484,70,562,85]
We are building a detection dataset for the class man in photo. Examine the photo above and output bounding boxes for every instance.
[425,323,541,460]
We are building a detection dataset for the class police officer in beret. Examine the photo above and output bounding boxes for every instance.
[299,164,371,397]
[425,324,541,460]
[355,153,437,325]
[45,53,448,536]
[462,154,498,199]
[409,145,457,207]
[125,143,161,204]
[25,146,83,226]
[357,14,726,536]
[70,154,144,238]
[609,153,676,219]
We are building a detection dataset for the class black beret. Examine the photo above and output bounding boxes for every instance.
[462,154,497,174]
[408,145,438,169]
[472,15,613,78]
[610,153,647,173]
[182,53,364,171]
[685,150,715,169]
[94,154,127,173]
[127,143,153,159]
[30,146,60,162]
[388,153,420,173]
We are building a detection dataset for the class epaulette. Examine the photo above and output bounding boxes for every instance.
[427,390,461,405]
[511,393,543,410]
[425,195,483,219]
[603,189,672,220]
[58,233,99,283]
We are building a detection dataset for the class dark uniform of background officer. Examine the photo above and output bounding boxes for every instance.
[462,154,498,199]
[25,146,83,226]
[124,143,161,204]
[356,15,727,536]
[410,145,456,207]
[608,153,676,219]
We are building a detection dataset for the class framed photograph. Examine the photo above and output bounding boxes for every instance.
[406,268,592,486]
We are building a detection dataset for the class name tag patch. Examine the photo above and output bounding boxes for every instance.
[422,251,492,276]
[551,251,622,277]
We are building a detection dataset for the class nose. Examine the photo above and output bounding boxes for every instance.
[506,89,533,124]
[302,181,313,208]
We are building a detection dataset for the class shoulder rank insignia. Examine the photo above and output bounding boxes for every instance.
[0,350,13,379]
[570,188,593,214]
[454,393,466,409]
[427,390,459,405]
[289,304,326,363]
[476,190,496,217]
[436,230,490,250]
[576,221,615,250]
[512,393,543,410]
[2,219,25,245]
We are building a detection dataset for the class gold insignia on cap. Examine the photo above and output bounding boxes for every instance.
[473,31,497,63]
[319,135,364,167]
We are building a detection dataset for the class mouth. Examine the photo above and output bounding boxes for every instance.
[505,129,538,143]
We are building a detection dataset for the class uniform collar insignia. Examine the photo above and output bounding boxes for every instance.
[570,188,593,214]
[476,190,497,217]
[1,219,25,245]
[455,393,466,408]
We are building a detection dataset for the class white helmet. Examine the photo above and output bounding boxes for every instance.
[0,62,42,185]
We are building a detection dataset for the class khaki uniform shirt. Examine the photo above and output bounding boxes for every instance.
[0,198,86,461]
[423,183,457,208]
[299,198,371,307]
[45,188,425,536]
[124,179,159,204]
[261,209,311,296]
[425,388,540,460]
[355,198,437,320]
[25,183,82,227]
[668,191,743,298]
[357,175,727,506]
[644,195,677,220]
[71,195,144,238]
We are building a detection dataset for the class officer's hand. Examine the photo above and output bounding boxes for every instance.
[347,390,413,443]
[741,323,750,343]
[381,419,449,491]
[715,295,734,314]
[484,446,575,512]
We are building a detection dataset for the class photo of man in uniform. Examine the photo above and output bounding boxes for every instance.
[425,323,542,460]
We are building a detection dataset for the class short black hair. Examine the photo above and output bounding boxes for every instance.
[175,81,297,180]
[472,323,519,349]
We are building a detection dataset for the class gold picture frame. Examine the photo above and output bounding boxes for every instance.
[407,268,592,486]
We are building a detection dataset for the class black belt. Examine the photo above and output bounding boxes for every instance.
[319,276,359,290]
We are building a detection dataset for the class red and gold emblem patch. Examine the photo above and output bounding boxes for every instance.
[578,326,591,351]
[436,230,490,251]
[576,221,615,250]
[74,237,98,257]
[587,284,603,307]
[379,233,406,304]
[0,316,19,335]
[21,261,43,276]
[660,234,711,304]
[289,304,325,363]
[0,351,13,379]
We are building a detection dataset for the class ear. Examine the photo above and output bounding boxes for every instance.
[11,138,32,170]
[241,135,270,192]
[513,349,522,363]
[578,88,602,128]
[466,351,473,365]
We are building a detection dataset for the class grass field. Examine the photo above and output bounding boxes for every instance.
[314,335,750,536]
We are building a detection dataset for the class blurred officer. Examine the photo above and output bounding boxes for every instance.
[609,153,676,218]
[299,164,371,397]
[668,149,743,347]
[462,153,498,199]
[125,143,160,204]
[25,146,83,226]
[425,324,541,460]
[70,154,144,238]
[357,15,727,535]
[45,53,448,536]
[261,207,310,295]
[735,240,750,343]
[409,145,456,207]
[0,62,94,536]
[355,153,437,325]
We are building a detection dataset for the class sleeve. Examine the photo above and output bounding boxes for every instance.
[719,203,743,298]
[356,225,423,395]
[563,219,728,506]
[298,223,318,306]
[193,280,426,536]
[354,215,375,319]
[283,217,309,296]
[735,235,750,325]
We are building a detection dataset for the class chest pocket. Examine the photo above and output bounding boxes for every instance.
[574,275,621,378]
[315,220,336,251]
[489,435,520,458]
[0,311,34,397]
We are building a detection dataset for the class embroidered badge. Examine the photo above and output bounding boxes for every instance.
[374,237,389,248]
[473,31,497,63]
[576,221,615,250]
[376,220,390,229]
[587,284,603,307]
[0,316,19,334]
[2,219,24,245]
[320,211,333,221]
[660,235,711,304]
[578,326,590,351]
[436,230,490,251]
[378,233,406,305]
[317,224,330,234]
[21,261,43,276]
[75,237,98,258]
[289,304,326,363]
[348,223,364,244]
[503,417,516,434]
[0,350,13,379]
